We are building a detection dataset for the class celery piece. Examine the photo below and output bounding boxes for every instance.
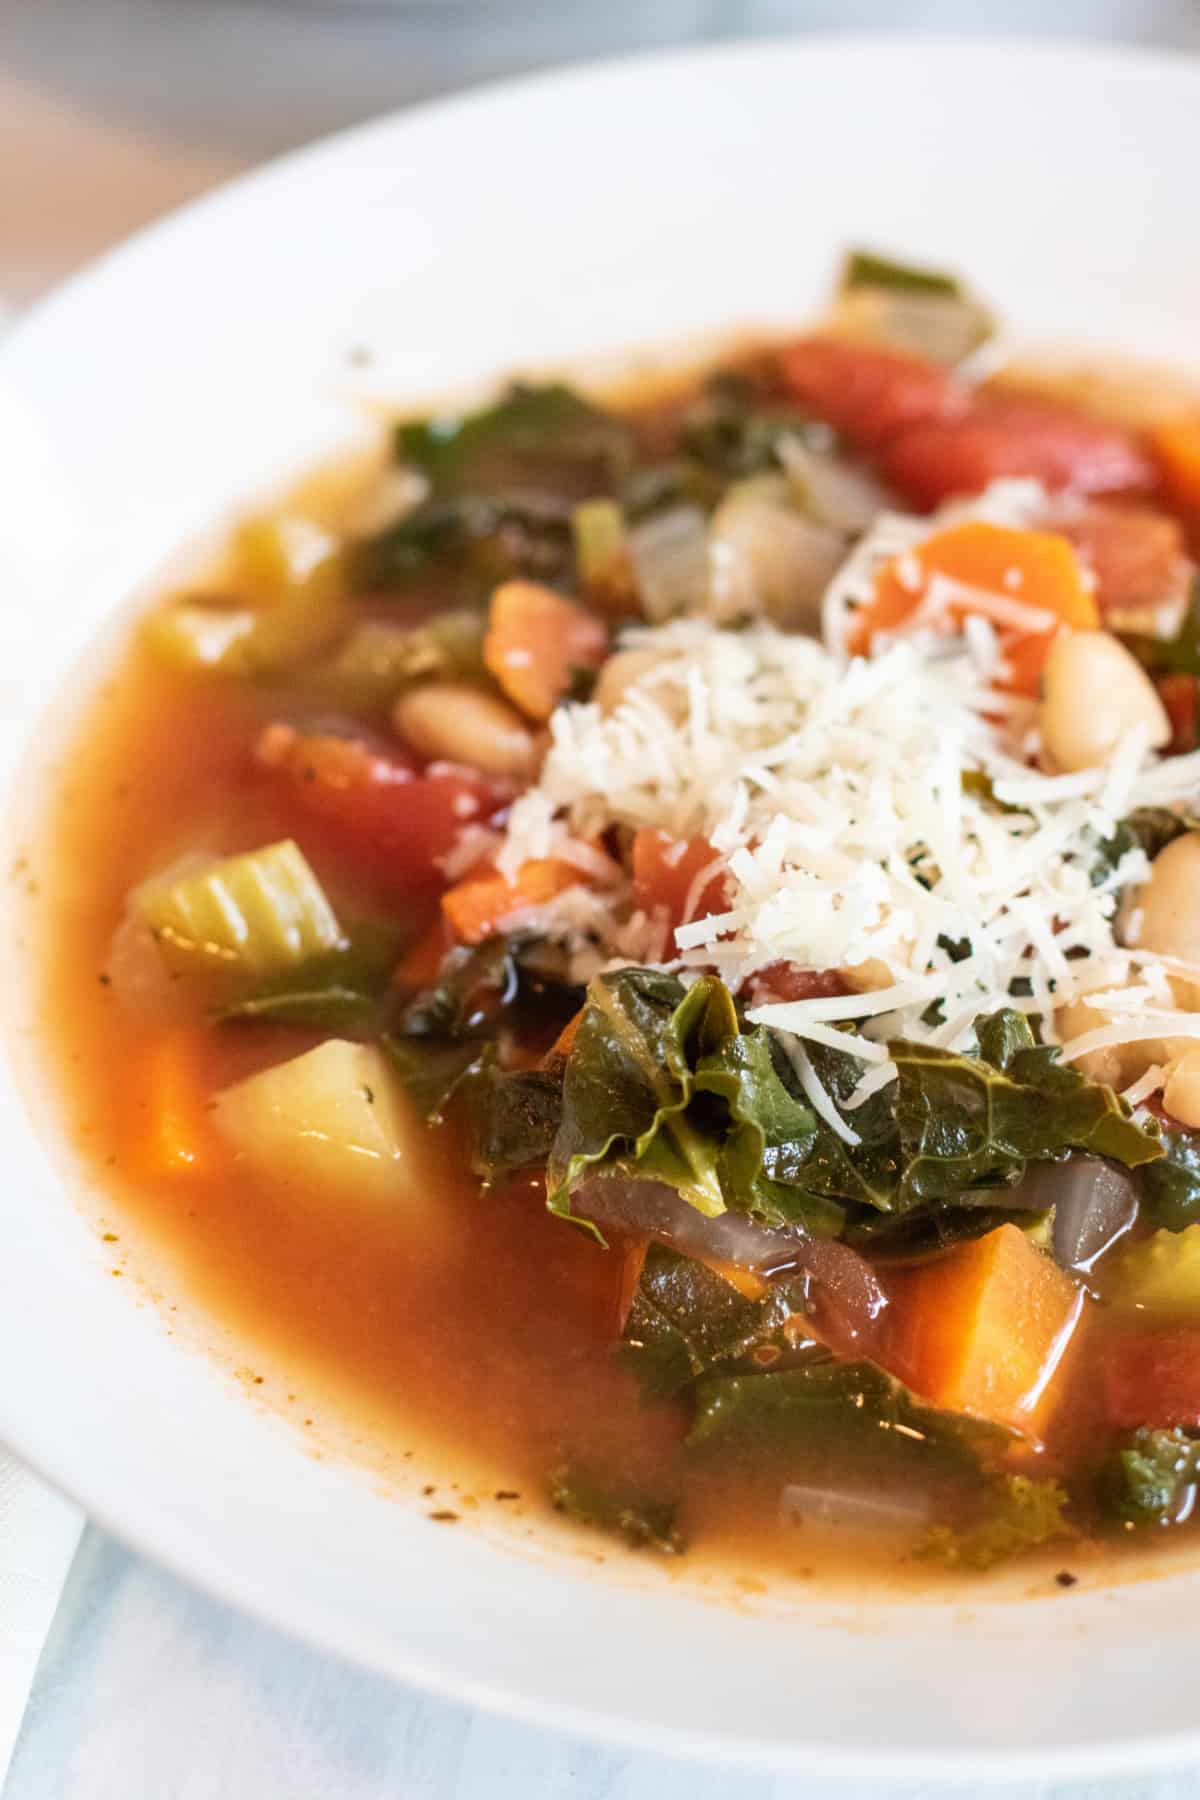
[234,513,345,607]
[213,1039,424,1207]
[841,248,963,298]
[313,611,485,712]
[142,584,348,677]
[572,498,635,610]
[136,840,344,979]
[1112,1225,1200,1315]
[141,602,259,673]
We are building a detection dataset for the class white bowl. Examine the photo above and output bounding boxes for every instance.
[1,35,1200,1783]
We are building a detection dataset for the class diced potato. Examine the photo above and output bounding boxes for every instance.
[214,1040,427,1209]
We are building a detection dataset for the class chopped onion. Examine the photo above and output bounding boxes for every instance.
[780,1482,932,1530]
[627,506,710,621]
[575,1176,889,1357]
[707,476,844,630]
[778,437,890,535]
[999,1158,1139,1271]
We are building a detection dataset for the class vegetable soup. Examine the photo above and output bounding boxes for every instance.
[37,251,1200,1581]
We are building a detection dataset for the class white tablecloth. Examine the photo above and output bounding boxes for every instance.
[5,2,1200,1793]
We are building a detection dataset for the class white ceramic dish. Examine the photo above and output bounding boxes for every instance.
[1,35,1199,1783]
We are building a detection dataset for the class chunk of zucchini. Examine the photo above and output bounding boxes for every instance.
[136,841,343,978]
[213,1039,424,1206]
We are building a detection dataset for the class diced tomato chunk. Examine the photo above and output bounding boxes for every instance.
[1055,502,1185,615]
[631,830,731,933]
[254,724,497,893]
[1102,1326,1200,1430]
[774,335,961,451]
[1158,673,1200,755]
[744,962,851,1005]
[881,396,1155,511]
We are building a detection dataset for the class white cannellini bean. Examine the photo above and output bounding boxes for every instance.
[593,648,682,720]
[1121,833,1200,965]
[1039,629,1170,773]
[391,680,537,779]
[1165,1049,1200,1130]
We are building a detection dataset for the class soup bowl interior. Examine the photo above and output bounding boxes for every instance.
[1,36,1200,1781]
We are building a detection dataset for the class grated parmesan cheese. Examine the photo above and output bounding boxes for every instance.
[494,484,1200,1097]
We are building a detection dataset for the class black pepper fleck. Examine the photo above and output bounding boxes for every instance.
[429,1511,459,1523]
[1055,1570,1078,1589]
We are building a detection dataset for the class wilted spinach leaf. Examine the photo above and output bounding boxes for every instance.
[215,924,402,1035]
[680,372,822,478]
[620,1245,811,1400]
[396,383,635,503]
[1092,805,1200,886]
[470,1063,564,1180]
[1140,1130,1200,1232]
[687,1358,993,1476]
[547,1463,681,1553]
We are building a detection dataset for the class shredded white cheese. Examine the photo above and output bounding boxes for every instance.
[492,483,1200,1108]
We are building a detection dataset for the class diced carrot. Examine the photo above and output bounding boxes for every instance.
[631,830,731,932]
[549,1007,584,1060]
[441,858,582,945]
[1101,1325,1200,1430]
[484,580,608,722]
[890,1224,1082,1434]
[1151,416,1200,515]
[848,519,1098,695]
[1055,502,1185,616]
[128,1031,218,1179]
[880,396,1155,511]
[1158,672,1200,754]
[775,335,961,450]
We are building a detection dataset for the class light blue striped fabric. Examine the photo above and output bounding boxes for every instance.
[5,1526,1200,1800]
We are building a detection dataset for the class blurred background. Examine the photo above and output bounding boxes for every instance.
[5,0,1200,305]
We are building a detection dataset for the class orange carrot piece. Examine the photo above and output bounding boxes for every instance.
[549,1008,584,1060]
[129,1032,218,1179]
[850,520,1099,695]
[891,1223,1082,1434]
[631,830,731,932]
[1151,416,1200,515]
[484,580,608,722]
[442,858,582,945]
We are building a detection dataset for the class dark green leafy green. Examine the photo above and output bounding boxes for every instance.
[1092,806,1200,886]
[687,1358,997,1476]
[890,1011,1162,1208]
[547,1464,681,1553]
[387,937,580,1123]
[619,1245,811,1400]
[1140,1131,1200,1232]
[916,1475,1075,1570]
[470,1063,564,1180]
[1098,1428,1200,1528]
[215,925,403,1035]
[679,372,825,478]
[356,494,572,592]
[1127,575,1200,677]
[395,384,635,502]
[546,977,1161,1244]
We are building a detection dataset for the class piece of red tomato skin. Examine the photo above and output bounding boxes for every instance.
[631,830,732,931]
[253,726,499,892]
[1101,1326,1200,1431]
[774,335,963,451]
[1158,673,1200,755]
[743,962,851,1005]
[1054,501,1186,615]
[880,397,1157,512]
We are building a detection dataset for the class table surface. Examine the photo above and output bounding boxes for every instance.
[6,2,1200,1794]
